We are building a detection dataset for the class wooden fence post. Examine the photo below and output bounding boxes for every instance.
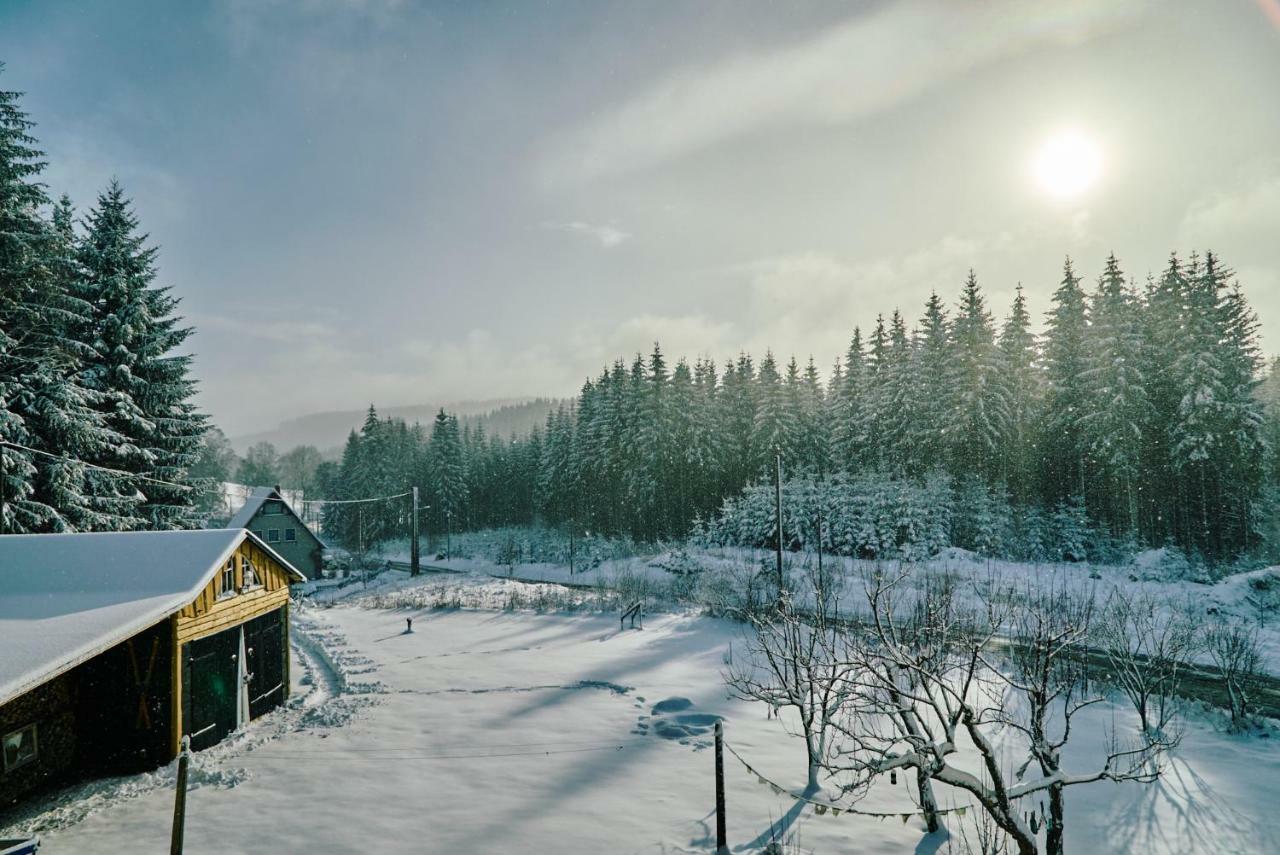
[170,735,191,855]
[715,720,729,855]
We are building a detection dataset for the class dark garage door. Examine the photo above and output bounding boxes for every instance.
[245,608,286,720]
[182,626,240,752]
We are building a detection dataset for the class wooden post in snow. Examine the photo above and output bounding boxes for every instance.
[170,736,191,855]
[715,721,729,855]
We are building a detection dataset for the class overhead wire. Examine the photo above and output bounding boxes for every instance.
[0,439,413,507]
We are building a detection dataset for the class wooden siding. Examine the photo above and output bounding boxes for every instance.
[170,539,296,755]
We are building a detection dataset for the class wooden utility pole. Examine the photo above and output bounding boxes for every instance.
[774,448,785,596]
[714,720,729,855]
[568,527,575,576]
[170,736,191,855]
[445,510,451,561]
[410,487,420,577]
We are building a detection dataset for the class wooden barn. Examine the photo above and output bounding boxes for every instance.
[0,529,305,811]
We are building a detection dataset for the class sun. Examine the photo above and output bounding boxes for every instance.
[1032,130,1103,199]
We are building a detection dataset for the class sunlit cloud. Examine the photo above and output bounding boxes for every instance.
[545,220,632,248]
[540,0,1152,183]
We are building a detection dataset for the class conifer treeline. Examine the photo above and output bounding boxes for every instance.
[330,253,1276,564]
[0,70,205,532]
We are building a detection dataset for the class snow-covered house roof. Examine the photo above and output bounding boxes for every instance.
[0,529,306,708]
[226,486,279,530]
[226,486,322,542]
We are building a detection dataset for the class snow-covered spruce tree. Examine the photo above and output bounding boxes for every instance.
[945,271,1011,485]
[879,310,918,476]
[1078,254,1151,541]
[752,350,797,476]
[1215,277,1267,556]
[912,293,952,475]
[689,357,725,522]
[24,195,126,531]
[1166,253,1266,559]
[1040,258,1089,506]
[664,359,696,534]
[999,285,1042,507]
[1139,256,1190,547]
[536,402,576,529]
[833,328,871,473]
[796,355,830,478]
[570,374,605,533]
[76,180,204,529]
[0,68,58,532]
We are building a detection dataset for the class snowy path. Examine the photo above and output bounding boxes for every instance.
[12,592,1280,853]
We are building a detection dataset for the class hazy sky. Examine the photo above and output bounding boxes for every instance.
[3,0,1279,436]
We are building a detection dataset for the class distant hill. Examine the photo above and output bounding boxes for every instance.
[231,398,562,455]
[460,399,564,440]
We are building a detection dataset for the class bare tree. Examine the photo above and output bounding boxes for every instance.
[945,808,1014,855]
[831,566,1174,855]
[724,571,851,794]
[1095,589,1198,736]
[1204,617,1261,731]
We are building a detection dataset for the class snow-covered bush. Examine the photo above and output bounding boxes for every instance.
[1130,546,1209,583]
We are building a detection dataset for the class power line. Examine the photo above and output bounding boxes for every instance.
[1,439,200,491]
[0,439,413,507]
[297,492,411,506]
[723,740,973,820]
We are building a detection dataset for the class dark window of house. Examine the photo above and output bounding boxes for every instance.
[285,528,297,542]
[263,501,283,515]
[3,723,37,772]
[268,529,280,542]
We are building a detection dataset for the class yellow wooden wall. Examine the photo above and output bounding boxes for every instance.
[170,539,295,754]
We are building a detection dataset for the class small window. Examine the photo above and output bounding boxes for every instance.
[268,529,281,543]
[3,723,38,773]
[254,531,264,540]
[219,558,236,597]
[241,556,259,589]
[284,528,297,542]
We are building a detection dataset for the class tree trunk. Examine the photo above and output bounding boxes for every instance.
[916,766,940,833]
[1047,784,1065,855]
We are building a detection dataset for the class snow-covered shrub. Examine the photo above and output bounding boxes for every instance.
[1049,496,1091,562]
[1130,546,1209,583]
[950,478,1012,557]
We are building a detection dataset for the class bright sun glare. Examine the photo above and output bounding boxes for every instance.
[1032,130,1103,199]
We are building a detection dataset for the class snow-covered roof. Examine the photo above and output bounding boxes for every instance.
[226,486,278,530]
[0,529,306,708]
[225,487,323,547]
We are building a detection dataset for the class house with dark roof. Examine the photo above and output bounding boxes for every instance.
[226,486,326,580]
[0,529,305,809]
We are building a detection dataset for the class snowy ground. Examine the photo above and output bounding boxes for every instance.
[7,570,1280,854]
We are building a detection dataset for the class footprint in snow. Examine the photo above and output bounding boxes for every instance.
[643,697,722,749]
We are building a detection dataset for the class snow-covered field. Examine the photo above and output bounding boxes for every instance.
[6,569,1280,854]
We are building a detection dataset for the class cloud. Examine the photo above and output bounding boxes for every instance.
[1180,162,1280,247]
[545,220,632,248]
[540,0,1151,183]
[192,312,339,345]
